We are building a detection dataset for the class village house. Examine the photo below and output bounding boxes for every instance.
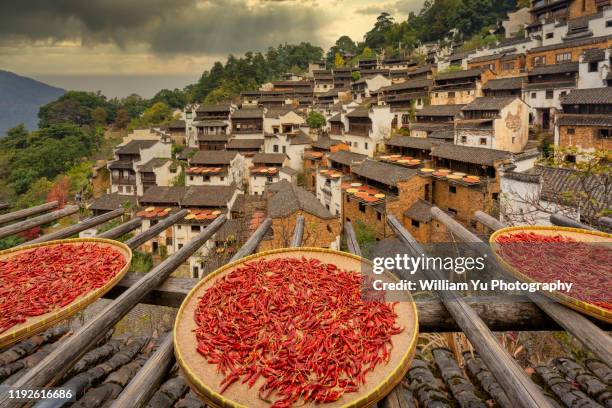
[407,64,437,80]
[524,62,579,129]
[302,137,345,191]
[190,104,234,148]
[108,138,172,196]
[89,193,138,217]
[248,153,289,195]
[358,58,379,71]
[225,138,264,159]
[271,80,314,96]
[577,48,611,89]
[410,104,465,138]
[482,76,525,97]
[313,70,335,93]
[351,74,392,101]
[329,105,395,156]
[163,120,187,145]
[186,150,245,187]
[526,35,612,70]
[438,50,477,71]
[316,150,366,216]
[333,67,359,89]
[259,180,341,250]
[137,186,184,259]
[314,88,351,112]
[378,78,433,111]
[136,158,181,196]
[308,60,327,77]
[455,96,530,153]
[467,52,526,77]
[555,87,612,159]
[241,91,262,107]
[431,68,496,105]
[197,134,228,151]
[264,130,312,171]
[388,69,412,83]
[231,108,265,139]
[381,57,419,71]
[263,108,305,135]
[527,0,611,37]
[384,136,443,162]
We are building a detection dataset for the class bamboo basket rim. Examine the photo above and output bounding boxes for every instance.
[0,238,132,348]
[489,225,612,324]
[174,247,419,408]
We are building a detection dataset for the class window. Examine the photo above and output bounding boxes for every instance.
[220,176,224,181]
[178,244,184,249]
[502,62,515,71]
[353,142,359,148]
[449,185,457,194]
[411,219,420,228]
[492,193,499,201]
[202,175,210,181]
[461,136,467,143]
[545,32,554,39]
[566,154,576,163]
[599,129,610,138]
[479,138,487,146]
[377,212,382,221]
[589,62,598,72]
[191,225,201,233]
[346,195,350,203]
[150,220,158,226]
[567,128,575,135]
[365,142,369,150]
[359,202,366,213]
[555,52,571,63]
[560,91,567,98]
[607,20,612,28]
[192,266,199,278]
[531,92,537,99]
[273,145,279,152]
[533,56,546,66]
[545,89,554,99]
[267,176,273,183]
[177,225,181,230]
[447,208,458,216]
[448,91,456,98]
[282,146,286,154]
[166,237,173,246]
[189,176,194,181]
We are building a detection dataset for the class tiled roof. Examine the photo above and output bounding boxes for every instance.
[556,114,612,126]
[482,76,524,91]
[312,135,341,150]
[140,186,186,205]
[561,87,612,105]
[138,158,174,172]
[190,150,237,165]
[410,64,436,75]
[176,147,198,161]
[108,161,134,170]
[435,68,484,81]
[328,112,342,122]
[431,144,511,166]
[462,97,517,111]
[252,153,287,164]
[346,107,371,118]
[196,104,231,113]
[264,107,299,119]
[232,108,264,119]
[416,104,465,117]
[289,132,313,145]
[403,199,433,222]
[89,193,138,212]
[429,130,455,140]
[116,140,158,155]
[528,62,579,76]
[385,136,441,150]
[226,138,264,149]
[528,34,612,53]
[582,48,605,63]
[380,78,433,92]
[410,123,454,132]
[167,120,185,130]
[328,150,366,166]
[352,159,417,186]
[182,185,235,207]
[280,166,297,175]
[266,180,335,219]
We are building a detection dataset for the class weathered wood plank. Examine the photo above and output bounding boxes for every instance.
[124,210,188,250]
[0,205,79,241]
[21,208,124,246]
[550,214,597,231]
[96,217,143,240]
[387,214,553,408]
[0,216,227,407]
[344,222,362,257]
[109,333,174,408]
[291,215,304,247]
[474,210,505,231]
[0,202,58,225]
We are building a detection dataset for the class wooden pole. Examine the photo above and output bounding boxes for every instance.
[0,216,226,405]
[96,217,143,240]
[291,216,304,247]
[0,205,79,240]
[21,208,124,246]
[124,210,188,250]
[550,214,596,231]
[387,215,553,408]
[344,221,362,257]
[229,218,272,262]
[108,333,174,408]
[468,212,612,366]
[0,201,58,225]
[431,207,481,243]
[598,217,612,229]
[474,210,505,231]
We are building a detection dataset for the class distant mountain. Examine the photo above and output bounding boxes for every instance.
[0,70,65,136]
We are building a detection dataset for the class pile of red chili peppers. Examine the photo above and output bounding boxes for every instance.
[0,243,127,333]
[495,232,611,311]
[194,257,403,408]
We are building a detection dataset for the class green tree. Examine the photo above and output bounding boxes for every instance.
[115,108,129,129]
[91,107,108,125]
[306,111,326,129]
[128,102,173,130]
[151,88,187,109]
[334,52,345,68]
[39,91,115,128]
[352,71,362,81]
[364,12,395,50]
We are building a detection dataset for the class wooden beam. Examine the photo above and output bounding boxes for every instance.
[598,217,612,230]
[229,218,272,262]
[431,206,481,243]
[344,222,362,257]
[291,215,304,247]
[469,211,612,366]
[550,214,596,231]
[96,217,143,240]
[0,205,79,240]
[474,210,505,231]
[21,208,124,246]
[387,214,553,408]
[0,201,58,226]
[102,275,612,332]
[109,333,174,408]
[0,216,227,405]
[124,210,188,250]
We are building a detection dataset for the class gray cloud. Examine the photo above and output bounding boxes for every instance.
[355,1,424,16]
[0,0,326,54]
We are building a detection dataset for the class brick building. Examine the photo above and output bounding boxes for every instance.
[468,52,526,77]
[526,35,612,70]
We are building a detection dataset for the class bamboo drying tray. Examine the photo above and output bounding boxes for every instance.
[0,238,132,348]
[174,247,418,408]
[490,226,612,324]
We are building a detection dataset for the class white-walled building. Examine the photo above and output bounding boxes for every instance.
[186,150,245,188]
[329,105,395,156]
[351,74,392,101]
[263,108,306,134]
[577,48,611,89]
[136,158,181,196]
[264,130,312,171]
[248,153,289,195]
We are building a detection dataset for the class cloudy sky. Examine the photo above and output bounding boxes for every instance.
[0,0,424,97]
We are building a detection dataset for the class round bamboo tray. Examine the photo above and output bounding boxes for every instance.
[0,238,132,348]
[490,226,612,323]
[174,247,418,408]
